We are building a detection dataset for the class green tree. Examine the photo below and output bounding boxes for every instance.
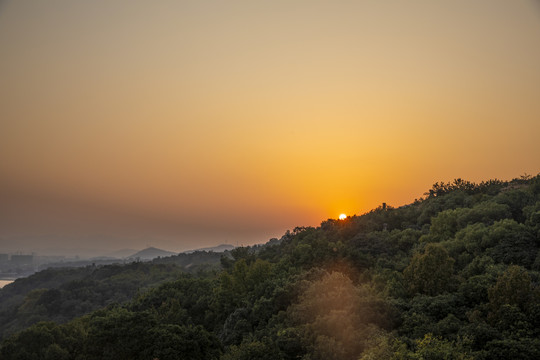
[488,265,534,313]
[145,324,221,360]
[288,272,386,360]
[404,244,455,296]
[487,219,537,268]
[412,333,474,360]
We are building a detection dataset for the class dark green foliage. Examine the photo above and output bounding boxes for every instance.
[85,308,221,360]
[404,244,455,296]
[1,174,539,359]
[0,320,86,360]
[0,262,187,340]
[412,333,475,360]
[145,324,221,360]
[221,338,284,360]
[487,220,537,268]
[488,266,538,317]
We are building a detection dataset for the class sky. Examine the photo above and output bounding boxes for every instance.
[1,0,539,255]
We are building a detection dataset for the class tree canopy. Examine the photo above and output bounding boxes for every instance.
[1,174,539,359]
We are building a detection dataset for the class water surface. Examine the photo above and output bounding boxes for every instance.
[0,280,14,288]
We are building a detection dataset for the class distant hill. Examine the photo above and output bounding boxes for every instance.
[183,244,235,254]
[127,247,177,260]
[0,262,186,341]
[107,248,139,258]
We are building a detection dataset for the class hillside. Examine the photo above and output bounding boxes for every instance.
[0,250,223,340]
[1,174,539,359]
[127,247,177,260]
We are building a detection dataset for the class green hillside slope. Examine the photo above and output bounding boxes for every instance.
[1,174,539,359]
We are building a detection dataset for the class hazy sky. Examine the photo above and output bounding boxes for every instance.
[1,0,539,254]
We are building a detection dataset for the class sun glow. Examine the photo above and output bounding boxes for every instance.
[339,214,347,220]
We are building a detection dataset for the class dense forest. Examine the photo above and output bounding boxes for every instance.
[0,252,223,340]
[1,174,539,359]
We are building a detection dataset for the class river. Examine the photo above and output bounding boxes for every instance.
[0,280,14,288]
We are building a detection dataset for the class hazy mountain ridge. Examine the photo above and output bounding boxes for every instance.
[127,247,177,260]
[106,248,139,258]
[1,174,539,359]
[182,244,235,254]
[126,244,236,260]
[0,245,236,278]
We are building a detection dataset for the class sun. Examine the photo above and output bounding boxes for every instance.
[338,214,347,220]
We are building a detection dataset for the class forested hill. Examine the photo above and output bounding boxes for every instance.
[1,175,539,359]
[0,251,223,340]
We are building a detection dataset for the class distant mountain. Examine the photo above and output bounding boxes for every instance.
[127,247,177,260]
[107,248,139,258]
[182,244,235,254]
[88,256,119,261]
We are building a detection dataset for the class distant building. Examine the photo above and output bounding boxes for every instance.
[0,254,8,262]
[10,255,33,266]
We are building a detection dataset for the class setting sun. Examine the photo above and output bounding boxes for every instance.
[0,1,539,358]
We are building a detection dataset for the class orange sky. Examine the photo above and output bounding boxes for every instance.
[1,0,539,254]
